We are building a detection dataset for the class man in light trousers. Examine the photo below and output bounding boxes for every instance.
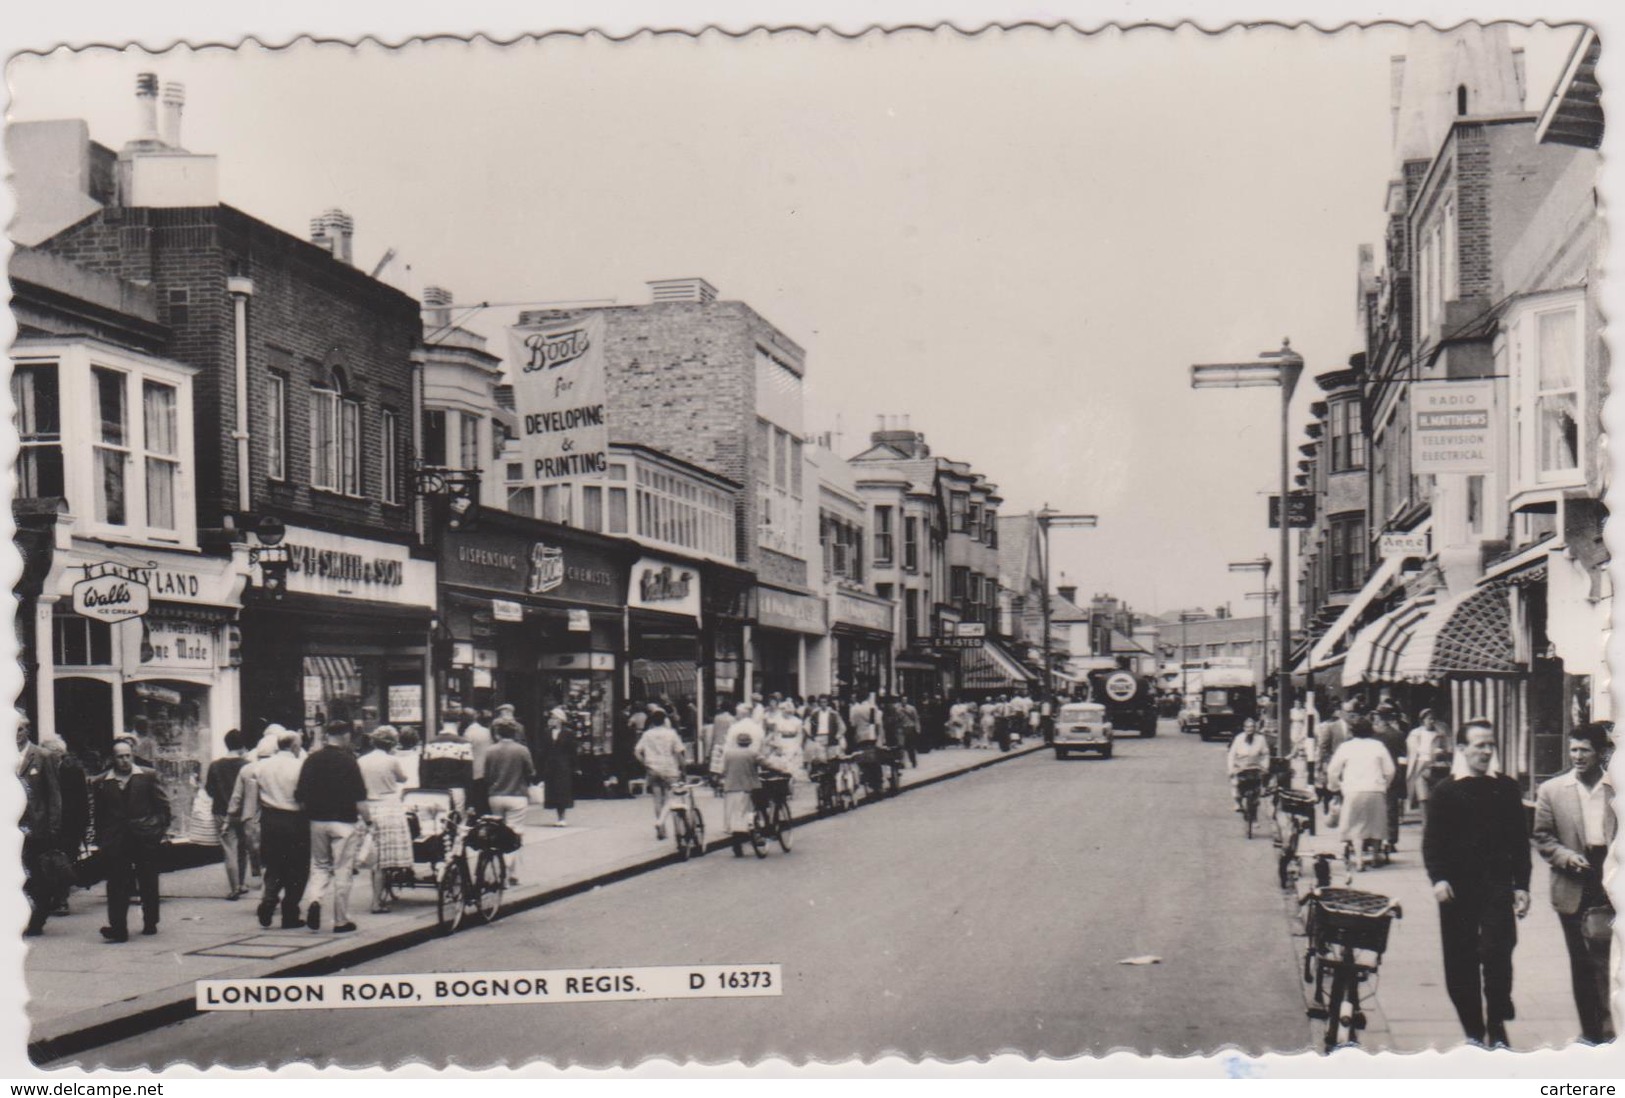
[294,721,368,934]
[484,717,535,886]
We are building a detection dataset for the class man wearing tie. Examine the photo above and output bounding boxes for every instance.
[1533,721,1616,1044]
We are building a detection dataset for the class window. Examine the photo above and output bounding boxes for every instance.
[1329,400,1366,472]
[950,566,969,600]
[422,409,448,467]
[874,505,894,564]
[903,516,919,572]
[381,411,400,504]
[92,366,129,525]
[905,589,920,642]
[311,389,338,491]
[950,492,968,533]
[266,374,286,481]
[986,510,998,548]
[12,364,63,498]
[582,485,604,531]
[968,502,983,541]
[340,398,361,496]
[1536,308,1580,476]
[608,486,629,534]
[755,418,803,557]
[1328,513,1365,593]
[540,484,571,525]
[458,412,481,472]
[142,381,178,530]
[54,615,112,666]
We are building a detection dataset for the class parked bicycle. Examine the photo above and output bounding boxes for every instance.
[1301,886,1402,1051]
[668,779,707,861]
[1275,787,1320,890]
[754,773,793,855]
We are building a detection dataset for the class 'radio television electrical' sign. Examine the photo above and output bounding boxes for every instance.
[1411,380,1493,475]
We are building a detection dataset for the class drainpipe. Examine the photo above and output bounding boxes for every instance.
[410,347,427,544]
[227,277,255,515]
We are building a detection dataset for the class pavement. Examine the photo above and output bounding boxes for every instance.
[1271,770,1598,1055]
[24,736,1046,1065]
[65,726,1309,1069]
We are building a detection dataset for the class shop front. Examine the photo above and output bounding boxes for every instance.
[440,514,629,794]
[628,553,707,747]
[830,589,894,700]
[753,584,827,701]
[701,561,754,718]
[239,526,436,750]
[34,537,249,839]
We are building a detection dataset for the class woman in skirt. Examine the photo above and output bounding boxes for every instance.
[1325,717,1395,872]
[358,727,412,913]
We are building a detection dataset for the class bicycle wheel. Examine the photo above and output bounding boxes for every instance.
[774,801,793,853]
[474,851,505,925]
[1245,797,1256,839]
[691,807,706,856]
[436,862,466,936]
[673,809,695,860]
[1322,957,1352,1052]
[750,813,768,858]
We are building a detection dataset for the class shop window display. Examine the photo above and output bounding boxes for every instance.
[122,680,209,840]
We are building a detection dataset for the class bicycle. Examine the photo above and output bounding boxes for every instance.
[1275,787,1320,890]
[1301,886,1402,1052]
[756,773,793,854]
[833,753,861,811]
[435,810,516,935]
[667,780,707,861]
[810,759,840,816]
[1235,768,1266,839]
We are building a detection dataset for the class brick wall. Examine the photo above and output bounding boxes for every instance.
[41,205,420,542]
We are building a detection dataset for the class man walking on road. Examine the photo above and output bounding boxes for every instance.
[1532,722,1616,1044]
[295,722,368,934]
[1422,719,1531,1048]
[92,737,171,943]
[251,730,309,929]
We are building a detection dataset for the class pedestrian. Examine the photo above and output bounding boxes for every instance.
[393,727,421,790]
[541,706,577,827]
[1421,719,1532,1049]
[1314,700,1358,805]
[947,699,969,748]
[634,707,686,841]
[807,696,846,756]
[463,707,493,817]
[358,726,411,915]
[227,733,279,896]
[249,730,309,929]
[1531,722,1616,1044]
[1325,716,1394,872]
[294,721,367,934]
[484,717,535,885]
[91,736,170,943]
[978,698,997,749]
[1405,709,1451,812]
[1289,698,1312,754]
[420,718,474,811]
[205,729,256,900]
[849,693,881,749]
[18,714,63,937]
[721,730,763,857]
[1373,702,1409,851]
[37,734,87,916]
[900,697,921,767]
[761,703,806,778]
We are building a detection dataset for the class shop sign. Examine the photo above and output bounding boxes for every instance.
[629,557,702,620]
[442,530,623,607]
[140,616,216,670]
[935,636,983,649]
[508,313,610,486]
[956,622,987,639]
[756,587,827,635]
[539,652,615,672]
[387,684,423,724]
[833,592,893,634]
[492,599,524,622]
[472,668,495,690]
[451,642,475,668]
[281,527,435,607]
[1267,493,1316,529]
[1379,532,1430,560]
[568,608,592,632]
[72,561,151,623]
[1412,380,1493,474]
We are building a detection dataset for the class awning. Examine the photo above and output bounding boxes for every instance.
[1308,553,1407,670]
[959,639,1038,690]
[305,655,362,699]
[630,659,697,695]
[1395,584,1519,683]
[1341,593,1437,687]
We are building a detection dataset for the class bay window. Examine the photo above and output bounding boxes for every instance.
[93,366,129,525]
[1509,292,1585,494]
[12,364,64,499]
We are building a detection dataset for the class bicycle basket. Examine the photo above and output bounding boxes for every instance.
[1278,790,1318,819]
[1311,888,1397,954]
[467,818,522,854]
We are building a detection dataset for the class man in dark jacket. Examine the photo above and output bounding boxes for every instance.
[294,722,367,934]
[19,715,62,936]
[93,737,171,942]
[1422,719,1532,1048]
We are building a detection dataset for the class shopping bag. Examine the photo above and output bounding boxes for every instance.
[1324,797,1342,830]
[527,782,547,807]
[353,827,377,869]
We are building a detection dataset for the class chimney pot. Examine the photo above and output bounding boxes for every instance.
[160,81,186,148]
[310,207,355,266]
[134,73,161,145]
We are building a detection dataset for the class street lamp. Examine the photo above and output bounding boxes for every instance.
[1229,556,1272,707]
[1036,506,1098,699]
[1193,339,1304,756]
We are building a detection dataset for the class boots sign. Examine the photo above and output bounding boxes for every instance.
[72,561,153,623]
[508,313,610,485]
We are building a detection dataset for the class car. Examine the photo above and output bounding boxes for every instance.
[1052,701,1113,759]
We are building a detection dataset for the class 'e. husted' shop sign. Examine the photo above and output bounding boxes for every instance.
[441,530,624,608]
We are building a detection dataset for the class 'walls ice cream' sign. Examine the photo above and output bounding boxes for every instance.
[1411,380,1493,475]
[72,561,152,623]
[508,313,610,485]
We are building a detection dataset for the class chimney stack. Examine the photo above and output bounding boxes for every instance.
[422,286,454,332]
[134,72,162,145]
[647,277,718,305]
[160,81,186,148]
[310,208,355,266]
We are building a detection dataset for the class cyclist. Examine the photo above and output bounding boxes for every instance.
[1226,717,1273,814]
[634,707,686,841]
[720,730,764,857]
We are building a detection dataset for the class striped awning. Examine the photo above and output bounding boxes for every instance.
[630,658,697,696]
[1341,594,1437,687]
[960,640,1038,690]
[304,655,362,698]
[1396,584,1518,683]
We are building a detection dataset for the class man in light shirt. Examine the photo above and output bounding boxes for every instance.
[251,731,310,930]
[634,708,687,841]
[1532,722,1616,1044]
[463,707,493,816]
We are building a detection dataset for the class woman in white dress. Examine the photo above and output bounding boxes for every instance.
[1325,717,1395,872]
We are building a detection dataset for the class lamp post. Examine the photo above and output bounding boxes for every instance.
[1036,506,1098,700]
[1192,339,1304,755]
[1228,555,1272,706]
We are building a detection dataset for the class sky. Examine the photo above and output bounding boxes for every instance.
[2,16,1584,622]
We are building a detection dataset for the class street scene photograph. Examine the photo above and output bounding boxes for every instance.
[4,11,1618,1075]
